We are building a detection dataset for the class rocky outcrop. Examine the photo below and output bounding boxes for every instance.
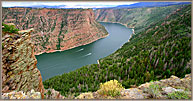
[44,89,65,99]
[2,24,65,99]
[135,74,192,99]
[2,89,41,99]
[76,74,191,99]
[2,28,44,98]
[1,89,65,99]
[2,8,108,55]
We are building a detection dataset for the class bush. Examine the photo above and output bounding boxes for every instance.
[2,43,4,49]
[148,84,162,99]
[2,23,19,33]
[168,91,190,99]
[97,80,124,97]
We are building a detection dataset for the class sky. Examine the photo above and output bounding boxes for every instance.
[2,1,138,8]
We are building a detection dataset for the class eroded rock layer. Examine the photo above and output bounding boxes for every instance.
[2,8,108,55]
[2,29,44,98]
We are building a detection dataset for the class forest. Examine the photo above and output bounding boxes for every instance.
[43,4,191,97]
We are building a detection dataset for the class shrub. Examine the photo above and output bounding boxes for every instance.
[148,84,162,99]
[2,43,4,49]
[97,80,124,97]
[46,90,51,99]
[168,91,190,99]
[2,23,19,34]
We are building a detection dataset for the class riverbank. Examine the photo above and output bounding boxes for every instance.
[96,22,135,65]
[98,21,135,29]
[98,21,135,43]
[35,21,133,56]
[128,29,135,42]
[35,34,109,56]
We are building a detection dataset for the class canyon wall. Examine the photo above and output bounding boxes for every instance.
[94,4,186,33]
[2,8,108,55]
[2,29,44,97]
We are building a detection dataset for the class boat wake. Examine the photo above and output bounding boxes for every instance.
[82,53,92,57]
[39,63,62,71]
[75,48,84,52]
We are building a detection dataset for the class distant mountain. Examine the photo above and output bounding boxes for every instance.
[32,5,65,8]
[7,5,91,9]
[5,2,191,9]
[114,2,191,9]
[8,5,66,9]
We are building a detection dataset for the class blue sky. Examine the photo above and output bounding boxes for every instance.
[2,1,138,8]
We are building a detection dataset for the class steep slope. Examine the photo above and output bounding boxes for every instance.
[2,27,44,98]
[2,24,65,99]
[94,4,187,33]
[43,4,191,98]
[2,8,108,55]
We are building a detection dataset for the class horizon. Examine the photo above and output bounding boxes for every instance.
[2,1,190,9]
[2,1,138,8]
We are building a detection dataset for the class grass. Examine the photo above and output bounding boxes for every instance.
[148,84,162,99]
[168,91,190,99]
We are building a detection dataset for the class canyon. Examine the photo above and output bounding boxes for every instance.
[2,8,108,55]
[2,7,108,99]
[36,22,133,81]
[94,4,186,33]
[1,3,191,99]
[43,4,191,98]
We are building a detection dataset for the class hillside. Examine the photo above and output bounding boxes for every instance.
[94,4,188,33]
[43,4,191,99]
[2,8,108,55]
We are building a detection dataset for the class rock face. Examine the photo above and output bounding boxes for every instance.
[2,28,44,98]
[2,8,108,55]
[1,88,65,99]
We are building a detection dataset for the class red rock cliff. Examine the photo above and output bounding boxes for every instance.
[2,8,108,55]
[2,28,44,98]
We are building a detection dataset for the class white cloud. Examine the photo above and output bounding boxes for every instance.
[2,1,138,8]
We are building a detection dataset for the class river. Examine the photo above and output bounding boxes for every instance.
[36,22,133,81]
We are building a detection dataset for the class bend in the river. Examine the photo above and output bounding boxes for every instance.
[36,22,133,81]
